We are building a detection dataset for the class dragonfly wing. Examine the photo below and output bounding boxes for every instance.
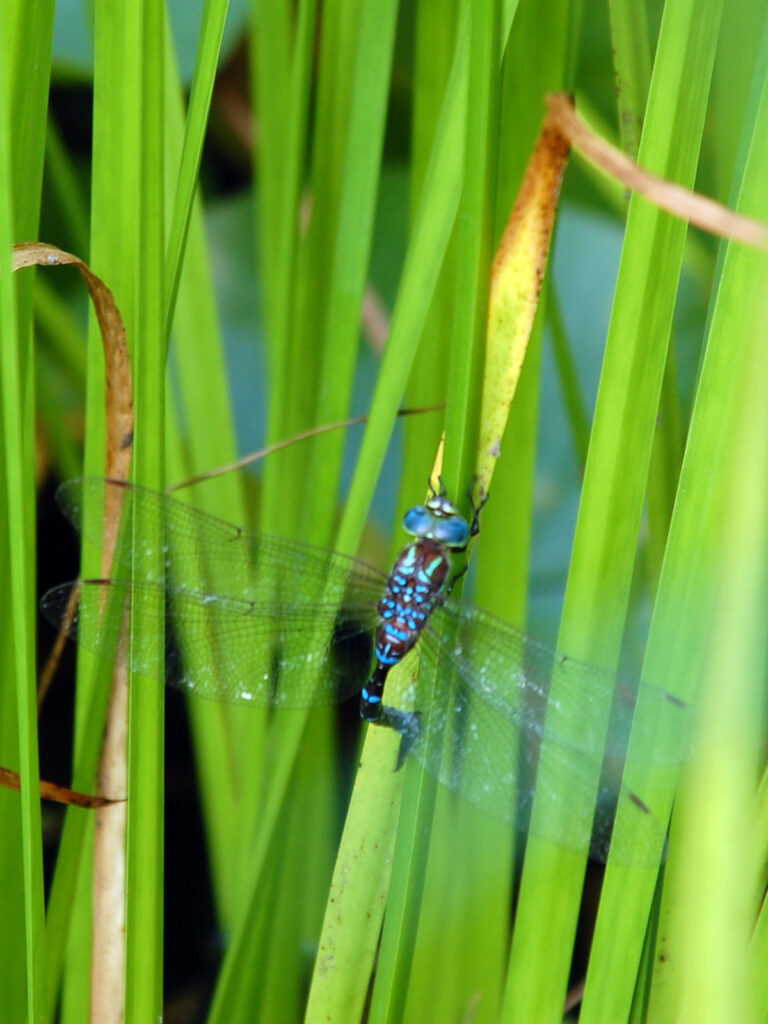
[40,579,379,707]
[437,599,692,765]
[400,603,689,864]
[54,478,387,603]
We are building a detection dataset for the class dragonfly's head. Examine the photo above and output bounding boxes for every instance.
[402,494,471,550]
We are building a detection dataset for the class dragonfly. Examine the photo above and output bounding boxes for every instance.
[40,477,690,864]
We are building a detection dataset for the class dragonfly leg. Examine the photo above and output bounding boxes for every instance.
[379,705,422,769]
[446,562,469,595]
[467,481,489,537]
[442,484,488,596]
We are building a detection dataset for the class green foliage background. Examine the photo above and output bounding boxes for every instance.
[1,0,768,1022]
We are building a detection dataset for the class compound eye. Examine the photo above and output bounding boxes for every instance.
[434,515,470,548]
[403,505,432,537]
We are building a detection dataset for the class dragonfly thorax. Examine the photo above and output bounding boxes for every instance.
[402,494,470,550]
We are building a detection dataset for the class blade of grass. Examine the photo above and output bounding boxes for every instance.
[607,0,652,158]
[258,0,342,539]
[304,12,470,1021]
[0,52,47,1024]
[750,766,768,1019]
[205,9,475,1015]
[164,0,230,340]
[252,0,315,386]
[369,4,499,1018]
[403,81,569,1024]
[399,0,460,502]
[1,3,55,1020]
[8,0,54,239]
[25,245,136,1020]
[440,0,498,493]
[334,20,469,553]
[161,11,255,936]
[673,265,768,1024]
[187,4,357,1012]
[300,0,400,548]
[710,1,767,200]
[636,43,768,1021]
[123,2,167,1022]
[503,0,724,1020]
[63,0,143,1013]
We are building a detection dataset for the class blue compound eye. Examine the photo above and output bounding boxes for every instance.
[403,505,433,537]
[433,515,470,548]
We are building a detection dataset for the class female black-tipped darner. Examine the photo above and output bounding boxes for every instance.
[40,478,689,863]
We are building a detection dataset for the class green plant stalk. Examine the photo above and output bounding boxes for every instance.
[163,0,231,342]
[1,2,55,1020]
[303,14,469,1023]
[674,277,768,1024]
[258,0,344,541]
[300,0,400,550]
[504,0,725,1019]
[638,46,768,1022]
[0,60,46,1024]
[124,0,167,1020]
[400,0,460,502]
[162,9,253,934]
[49,0,144,1014]
[607,0,652,158]
[368,3,499,1019]
[335,29,469,557]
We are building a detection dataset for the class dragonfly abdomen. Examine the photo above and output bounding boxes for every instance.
[360,538,452,725]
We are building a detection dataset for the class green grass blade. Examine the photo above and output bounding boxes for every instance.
[124,2,167,1021]
[607,0,652,157]
[335,15,469,554]
[304,12,469,1021]
[299,0,400,545]
[672,283,768,1022]
[1,3,55,1020]
[504,0,725,1019]
[400,0,461,502]
[161,6,254,937]
[164,0,230,339]
[367,5,501,1019]
[0,101,46,1024]
[637,47,768,1022]
[258,0,339,537]
[440,0,498,492]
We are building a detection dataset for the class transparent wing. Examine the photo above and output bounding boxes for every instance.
[45,477,389,706]
[54,477,388,601]
[45,476,689,862]
[439,599,690,763]
[40,579,379,707]
[401,600,691,864]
